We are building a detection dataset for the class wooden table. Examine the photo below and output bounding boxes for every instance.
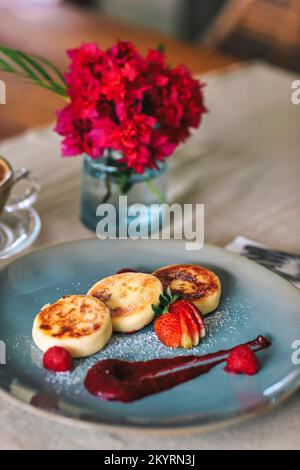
[0,63,300,449]
[0,3,236,141]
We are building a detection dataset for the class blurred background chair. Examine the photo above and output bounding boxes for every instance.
[73,0,227,41]
[2,1,300,71]
[65,0,300,72]
[202,0,300,72]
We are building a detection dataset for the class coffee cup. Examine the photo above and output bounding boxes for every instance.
[0,156,39,216]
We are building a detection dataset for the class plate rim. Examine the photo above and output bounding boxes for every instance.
[0,378,299,436]
[1,238,300,434]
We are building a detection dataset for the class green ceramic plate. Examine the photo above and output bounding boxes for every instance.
[0,239,300,432]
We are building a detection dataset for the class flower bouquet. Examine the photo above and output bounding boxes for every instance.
[0,42,206,232]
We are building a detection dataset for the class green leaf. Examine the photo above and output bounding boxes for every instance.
[35,55,66,84]
[159,295,170,306]
[18,53,67,95]
[0,45,67,98]
[19,52,54,82]
[152,289,182,316]
[0,57,14,72]
[0,46,40,80]
[152,304,162,316]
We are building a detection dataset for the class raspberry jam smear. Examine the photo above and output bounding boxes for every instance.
[84,336,271,403]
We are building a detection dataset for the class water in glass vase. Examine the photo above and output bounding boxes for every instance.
[80,154,167,237]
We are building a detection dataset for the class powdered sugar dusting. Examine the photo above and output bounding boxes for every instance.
[24,295,252,393]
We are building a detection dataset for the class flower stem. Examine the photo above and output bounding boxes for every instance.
[101,173,112,203]
[146,180,166,204]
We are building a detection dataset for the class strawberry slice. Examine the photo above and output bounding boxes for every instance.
[169,300,205,345]
[154,312,181,348]
[154,298,206,349]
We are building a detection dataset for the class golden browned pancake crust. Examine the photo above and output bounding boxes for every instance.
[152,264,221,315]
[89,273,162,319]
[153,265,218,299]
[37,295,105,339]
[88,272,163,332]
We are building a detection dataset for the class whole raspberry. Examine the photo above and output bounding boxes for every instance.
[225,345,259,376]
[43,346,73,372]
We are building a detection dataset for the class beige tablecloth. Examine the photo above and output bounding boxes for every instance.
[0,63,300,449]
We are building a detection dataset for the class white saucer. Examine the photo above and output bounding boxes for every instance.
[0,207,41,260]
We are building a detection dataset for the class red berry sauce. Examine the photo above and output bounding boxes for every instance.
[84,335,271,403]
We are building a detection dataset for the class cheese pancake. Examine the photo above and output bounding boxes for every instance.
[32,295,112,357]
[88,272,163,333]
[152,264,221,315]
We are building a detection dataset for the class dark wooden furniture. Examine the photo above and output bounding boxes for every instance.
[0,3,236,141]
[203,0,300,71]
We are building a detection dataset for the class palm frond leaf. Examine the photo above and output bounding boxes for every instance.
[0,57,15,72]
[35,55,66,85]
[1,46,39,78]
[0,46,68,98]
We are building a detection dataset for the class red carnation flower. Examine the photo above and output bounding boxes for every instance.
[55,41,207,173]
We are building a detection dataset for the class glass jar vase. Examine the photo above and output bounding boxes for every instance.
[80,154,167,237]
